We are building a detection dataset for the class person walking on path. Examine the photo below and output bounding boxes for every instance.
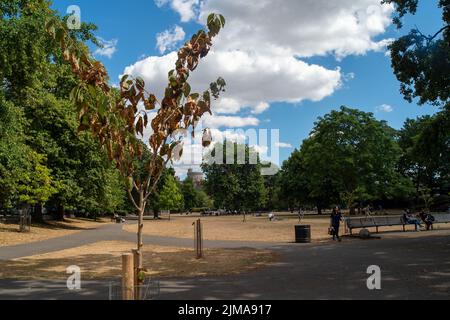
[330,207,343,242]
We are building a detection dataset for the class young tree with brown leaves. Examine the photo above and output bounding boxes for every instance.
[46,13,226,273]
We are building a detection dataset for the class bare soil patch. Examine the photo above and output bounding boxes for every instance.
[0,241,276,280]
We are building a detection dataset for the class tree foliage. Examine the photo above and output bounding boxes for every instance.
[202,142,267,211]
[279,107,414,212]
[399,109,450,199]
[382,0,450,106]
[0,0,128,217]
[158,174,184,211]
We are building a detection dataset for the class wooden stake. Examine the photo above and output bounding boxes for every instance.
[132,249,140,300]
[122,253,134,300]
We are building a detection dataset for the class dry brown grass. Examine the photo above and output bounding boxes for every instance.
[0,218,111,247]
[0,241,276,280]
[123,214,333,243]
[123,213,447,243]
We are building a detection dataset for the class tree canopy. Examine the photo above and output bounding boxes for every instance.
[0,0,129,218]
[383,0,450,106]
[278,107,414,212]
[202,142,267,211]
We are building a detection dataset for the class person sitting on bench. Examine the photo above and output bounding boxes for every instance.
[402,210,422,231]
[419,211,435,231]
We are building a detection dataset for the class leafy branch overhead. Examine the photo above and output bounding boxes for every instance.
[382,0,450,107]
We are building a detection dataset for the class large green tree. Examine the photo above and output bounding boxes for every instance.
[0,95,56,209]
[158,175,184,211]
[281,107,414,213]
[399,111,450,204]
[181,177,213,211]
[181,177,198,211]
[202,142,267,212]
[0,0,127,219]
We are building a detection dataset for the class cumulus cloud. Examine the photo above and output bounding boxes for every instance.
[155,0,200,22]
[203,114,260,128]
[156,25,186,54]
[127,1,394,116]
[375,104,394,113]
[94,37,118,59]
[275,142,293,149]
[198,0,394,59]
[123,50,342,115]
[125,0,396,177]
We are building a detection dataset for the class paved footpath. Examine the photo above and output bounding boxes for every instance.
[0,223,275,261]
[0,223,450,300]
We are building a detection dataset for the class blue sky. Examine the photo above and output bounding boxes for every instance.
[52,1,442,167]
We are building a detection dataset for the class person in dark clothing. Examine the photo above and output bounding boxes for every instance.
[419,211,435,231]
[402,209,422,231]
[330,206,343,242]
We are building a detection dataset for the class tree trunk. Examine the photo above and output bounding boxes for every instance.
[136,189,145,285]
[57,205,65,221]
[33,204,44,223]
[317,205,322,215]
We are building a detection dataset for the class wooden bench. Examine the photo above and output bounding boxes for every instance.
[345,216,408,235]
[429,213,450,229]
[345,213,450,235]
[0,215,20,224]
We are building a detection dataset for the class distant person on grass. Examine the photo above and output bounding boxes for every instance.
[330,207,343,242]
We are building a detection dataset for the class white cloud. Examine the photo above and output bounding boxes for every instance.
[94,38,118,59]
[156,25,186,54]
[123,50,342,115]
[275,142,293,149]
[155,0,200,22]
[126,0,395,130]
[198,0,394,58]
[252,102,270,115]
[376,104,394,113]
[203,114,260,129]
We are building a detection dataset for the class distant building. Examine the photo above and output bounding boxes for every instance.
[187,168,204,188]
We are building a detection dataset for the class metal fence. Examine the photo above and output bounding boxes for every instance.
[19,213,31,232]
[1,209,31,233]
[108,278,160,300]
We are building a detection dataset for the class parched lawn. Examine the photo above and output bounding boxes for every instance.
[123,214,334,243]
[123,213,432,243]
[0,241,276,280]
[0,218,111,247]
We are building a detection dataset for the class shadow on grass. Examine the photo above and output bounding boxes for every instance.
[0,248,276,281]
[31,219,106,231]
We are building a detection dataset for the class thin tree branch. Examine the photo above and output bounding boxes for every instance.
[429,25,449,41]
[415,24,449,42]
[127,188,140,211]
